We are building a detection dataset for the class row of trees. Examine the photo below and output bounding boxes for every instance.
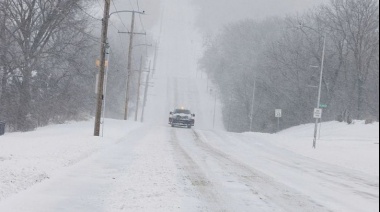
[0,0,100,132]
[200,0,379,133]
[0,0,147,132]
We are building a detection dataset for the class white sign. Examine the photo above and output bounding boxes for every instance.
[275,109,282,118]
[314,108,323,119]
[95,74,99,94]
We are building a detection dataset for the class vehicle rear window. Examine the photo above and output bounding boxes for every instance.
[174,109,191,114]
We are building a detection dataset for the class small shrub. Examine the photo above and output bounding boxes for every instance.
[346,115,353,125]
[336,114,344,122]
[365,118,374,124]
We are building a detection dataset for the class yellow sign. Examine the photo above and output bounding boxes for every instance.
[96,59,108,68]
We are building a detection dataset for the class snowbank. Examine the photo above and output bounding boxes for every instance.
[248,121,379,176]
[0,119,142,201]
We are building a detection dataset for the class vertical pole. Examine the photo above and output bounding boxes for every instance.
[141,60,151,122]
[101,44,110,137]
[94,0,111,136]
[213,92,217,128]
[313,34,326,148]
[227,95,231,131]
[0,13,7,118]
[152,44,158,77]
[277,117,280,133]
[319,116,322,139]
[249,80,256,132]
[124,11,136,120]
[207,76,209,92]
[135,56,143,122]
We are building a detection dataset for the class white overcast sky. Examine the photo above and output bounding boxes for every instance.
[191,0,329,33]
[108,0,329,36]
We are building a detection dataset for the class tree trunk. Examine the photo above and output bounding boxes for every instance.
[0,69,6,118]
[357,78,365,120]
[17,72,34,131]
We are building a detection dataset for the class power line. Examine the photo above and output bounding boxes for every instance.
[92,0,126,37]
[109,1,134,65]
[75,3,102,21]
[136,0,148,54]
[129,0,135,10]
[136,0,146,33]
[96,0,104,13]
[111,0,130,32]
[136,0,141,11]
[69,24,102,44]
[117,33,129,59]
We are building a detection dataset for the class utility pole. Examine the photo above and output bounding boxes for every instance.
[135,56,143,122]
[94,0,111,136]
[313,34,326,149]
[101,45,110,137]
[213,91,217,128]
[249,80,256,132]
[206,75,209,92]
[124,12,136,120]
[152,44,158,77]
[120,11,146,120]
[227,93,232,131]
[141,60,151,122]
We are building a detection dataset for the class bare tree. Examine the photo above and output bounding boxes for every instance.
[1,0,99,131]
[322,0,379,119]
[200,0,379,133]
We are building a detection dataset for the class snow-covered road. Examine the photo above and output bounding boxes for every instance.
[1,123,377,211]
[0,0,378,211]
[170,128,327,211]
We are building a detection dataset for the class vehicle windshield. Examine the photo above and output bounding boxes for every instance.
[174,109,191,114]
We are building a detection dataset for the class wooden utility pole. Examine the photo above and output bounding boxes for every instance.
[101,46,110,137]
[124,12,136,120]
[135,56,143,121]
[152,44,158,77]
[94,0,111,136]
[115,10,145,120]
[141,60,151,122]
[249,80,256,132]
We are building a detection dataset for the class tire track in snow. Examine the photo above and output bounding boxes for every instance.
[191,130,331,212]
[222,132,379,206]
[169,128,227,211]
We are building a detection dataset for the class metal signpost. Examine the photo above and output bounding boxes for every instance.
[313,108,323,141]
[275,109,282,133]
[312,34,326,148]
[318,104,327,139]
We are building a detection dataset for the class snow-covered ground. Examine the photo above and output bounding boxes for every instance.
[0,0,379,211]
[0,119,378,211]
[256,120,379,176]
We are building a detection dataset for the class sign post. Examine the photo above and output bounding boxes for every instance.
[318,104,327,139]
[313,108,323,148]
[275,109,282,133]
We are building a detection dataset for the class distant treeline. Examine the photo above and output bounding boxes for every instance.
[200,0,379,133]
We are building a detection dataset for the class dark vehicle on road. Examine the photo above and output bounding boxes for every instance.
[169,108,195,128]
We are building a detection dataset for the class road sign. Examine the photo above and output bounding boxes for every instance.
[275,109,282,118]
[314,108,323,119]
[320,104,328,108]
[96,59,108,68]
